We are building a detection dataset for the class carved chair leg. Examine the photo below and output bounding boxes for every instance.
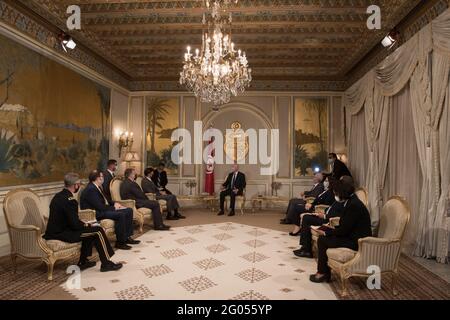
[46,257,56,281]
[10,253,17,274]
[340,274,348,297]
[392,272,398,296]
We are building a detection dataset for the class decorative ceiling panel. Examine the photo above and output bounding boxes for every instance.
[5,0,446,91]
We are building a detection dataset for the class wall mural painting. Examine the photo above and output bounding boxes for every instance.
[0,34,110,187]
[145,97,179,175]
[294,97,329,177]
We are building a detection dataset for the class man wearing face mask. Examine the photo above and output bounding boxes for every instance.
[44,173,123,272]
[120,168,170,231]
[80,170,138,250]
[280,172,325,225]
[328,153,352,180]
[288,176,336,237]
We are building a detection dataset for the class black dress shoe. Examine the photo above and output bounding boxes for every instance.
[217,211,225,216]
[154,225,171,231]
[280,220,291,225]
[166,216,179,220]
[309,273,331,283]
[77,260,96,271]
[100,262,123,272]
[174,213,186,219]
[294,250,313,258]
[289,230,301,236]
[228,211,235,216]
[292,249,303,255]
[115,243,132,250]
[126,238,141,245]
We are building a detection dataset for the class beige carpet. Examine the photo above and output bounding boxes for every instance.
[0,209,448,300]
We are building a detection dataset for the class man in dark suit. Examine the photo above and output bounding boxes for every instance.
[309,178,372,283]
[288,176,336,235]
[102,159,117,204]
[120,168,170,231]
[218,164,246,217]
[80,170,139,250]
[280,173,325,225]
[152,162,172,194]
[44,173,122,272]
[328,153,352,180]
[142,167,185,220]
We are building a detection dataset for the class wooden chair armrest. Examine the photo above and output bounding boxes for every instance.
[116,199,136,208]
[329,217,340,227]
[78,209,96,222]
[10,225,41,232]
[305,197,315,204]
[146,193,156,200]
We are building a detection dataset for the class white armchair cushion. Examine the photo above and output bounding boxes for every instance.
[45,239,81,252]
[327,248,357,264]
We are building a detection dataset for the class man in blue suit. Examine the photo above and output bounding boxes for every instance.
[80,170,140,250]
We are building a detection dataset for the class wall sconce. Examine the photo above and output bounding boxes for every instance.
[115,129,134,157]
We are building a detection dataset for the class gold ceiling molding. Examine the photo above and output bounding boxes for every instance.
[1,0,447,91]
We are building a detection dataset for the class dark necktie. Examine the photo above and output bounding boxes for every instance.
[231,173,236,189]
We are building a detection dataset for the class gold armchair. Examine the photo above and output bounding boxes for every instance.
[3,189,89,280]
[225,189,246,215]
[110,177,152,233]
[135,175,167,212]
[75,184,116,241]
[326,196,410,296]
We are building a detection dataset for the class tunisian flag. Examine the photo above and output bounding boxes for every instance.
[204,137,215,195]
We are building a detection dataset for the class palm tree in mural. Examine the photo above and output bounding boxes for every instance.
[304,99,327,153]
[0,68,14,107]
[146,97,170,153]
[96,86,111,170]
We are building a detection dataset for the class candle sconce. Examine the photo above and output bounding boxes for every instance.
[115,129,134,158]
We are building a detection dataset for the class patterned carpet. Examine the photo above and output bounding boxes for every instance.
[0,210,448,300]
[60,222,336,300]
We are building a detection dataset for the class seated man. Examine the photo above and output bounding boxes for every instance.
[152,162,172,195]
[80,170,140,250]
[309,178,371,283]
[280,172,325,225]
[120,168,170,231]
[44,173,122,272]
[288,176,336,236]
[142,167,185,220]
[218,164,246,217]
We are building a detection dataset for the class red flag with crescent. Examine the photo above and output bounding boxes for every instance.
[205,136,215,195]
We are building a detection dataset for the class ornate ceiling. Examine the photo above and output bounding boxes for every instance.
[4,0,448,91]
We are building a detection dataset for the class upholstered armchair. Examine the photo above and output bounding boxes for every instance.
[326,196,410,296]
[225,189,246,215]
[75,184,116,242]
[135,176,167,212]
[110,177,151,233]
[3,189,90,280]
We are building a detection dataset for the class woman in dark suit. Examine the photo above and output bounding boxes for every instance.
[309,178,372,283]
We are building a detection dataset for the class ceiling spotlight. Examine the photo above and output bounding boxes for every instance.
[381,30,399,48]
[58,32,76,52]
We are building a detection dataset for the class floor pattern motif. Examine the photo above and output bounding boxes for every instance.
[61,222,336,300]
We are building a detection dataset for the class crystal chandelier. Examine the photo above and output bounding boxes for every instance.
[179,0,252,109]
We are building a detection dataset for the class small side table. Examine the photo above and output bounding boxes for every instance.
[203,195,218,212]
[251,197,265,213]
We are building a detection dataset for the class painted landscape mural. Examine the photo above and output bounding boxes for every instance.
[294,97,329,177]
[145,97,179,175]
[0,33,110,187]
